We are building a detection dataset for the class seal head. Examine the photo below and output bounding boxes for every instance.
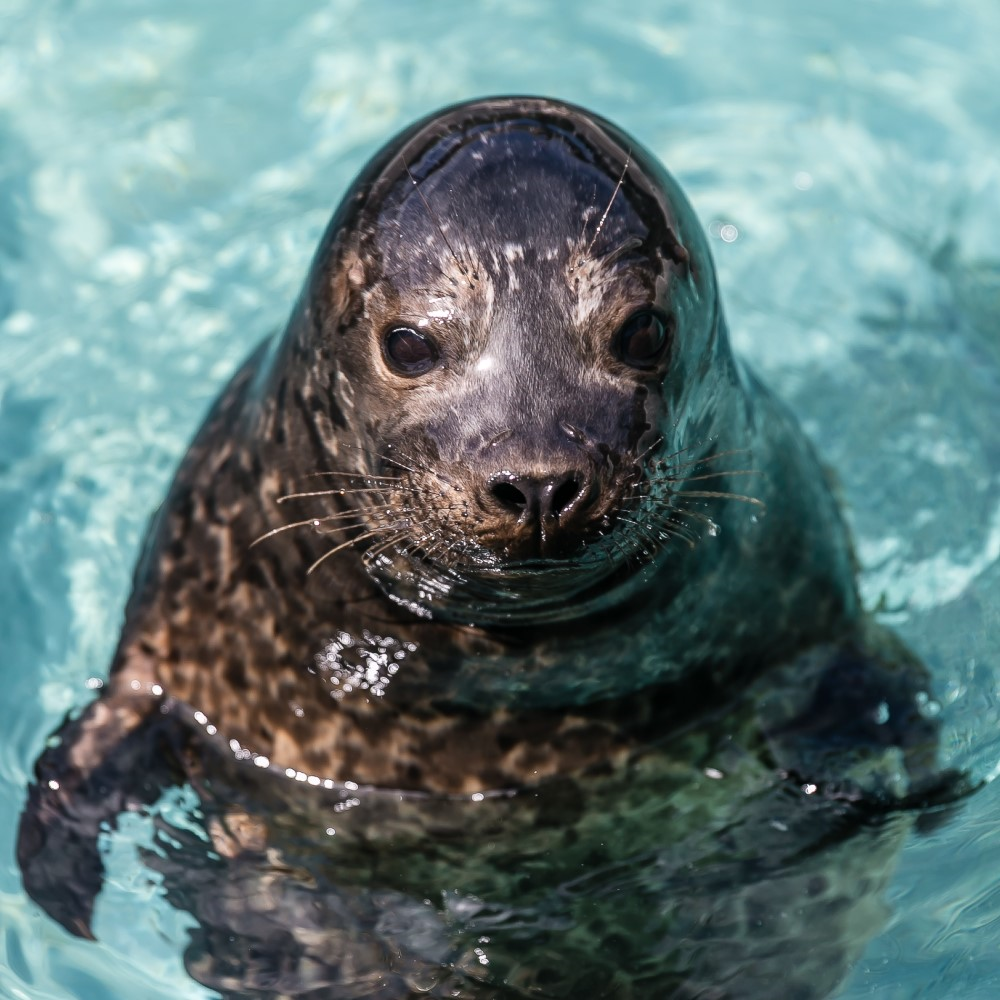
[257,98,749,628]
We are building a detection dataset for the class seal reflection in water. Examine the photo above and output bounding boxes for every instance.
[20,97,959,999]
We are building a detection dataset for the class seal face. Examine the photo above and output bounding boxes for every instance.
[281,98,721,630]
[18,97,957,999]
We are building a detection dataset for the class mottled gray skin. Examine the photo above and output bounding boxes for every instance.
[19,98,954,999]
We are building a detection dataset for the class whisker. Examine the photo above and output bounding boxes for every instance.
[638,499,720,532]
[250,504,410,548]
[652,447,752,474]
[307,523,410,575]
[576,149,631,268]
[635,434,665,464]
[650,469,759,485]
[674,489,765,507]
[374,451,430,479]
[618,515,688,550]
[423,531,479,568]
[303,471,407,482]
[652,528,694,551]
[593,235,644,267]
[278,486,420,503]
[364,529,417,562]
[660,518,700,546]
[629,509,698,549]
[251,513,360,548]
[397,530,444,562]
[592,530,617,571]
[336,439,461,492]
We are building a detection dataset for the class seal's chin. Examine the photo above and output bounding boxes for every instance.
[365,537,657,627]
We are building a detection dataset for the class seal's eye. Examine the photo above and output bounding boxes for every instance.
[382,326,438,376]
[615,309,669,369]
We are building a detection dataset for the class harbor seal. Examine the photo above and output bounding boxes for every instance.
[19,97,958,999]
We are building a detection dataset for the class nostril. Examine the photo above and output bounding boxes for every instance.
[491,480,528,513]
[550,476,582,516]
[489,472,590,523]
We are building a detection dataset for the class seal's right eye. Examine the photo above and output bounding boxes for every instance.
[382,326,439,377]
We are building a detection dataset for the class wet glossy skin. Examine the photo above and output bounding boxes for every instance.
[17,98,955,998]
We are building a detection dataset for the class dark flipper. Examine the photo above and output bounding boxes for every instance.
[760,634,976,813]
[17,689,184,937]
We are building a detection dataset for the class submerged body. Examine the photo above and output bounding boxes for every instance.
[20,98,950,998]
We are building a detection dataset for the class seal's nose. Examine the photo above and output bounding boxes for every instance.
[489,472,588,524]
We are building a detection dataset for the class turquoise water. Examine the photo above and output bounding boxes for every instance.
[1,0,999,997]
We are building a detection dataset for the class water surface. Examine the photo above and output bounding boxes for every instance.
[1,1,999,996]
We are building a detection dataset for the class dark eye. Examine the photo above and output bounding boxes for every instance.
[382,326,438,376]
[615,309,669,369]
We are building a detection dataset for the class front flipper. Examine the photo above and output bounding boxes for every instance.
[17,684,185,937]
[758,630,974,813]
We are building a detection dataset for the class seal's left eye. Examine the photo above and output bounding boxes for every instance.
[615,309,669,369]
[382,326,439,376]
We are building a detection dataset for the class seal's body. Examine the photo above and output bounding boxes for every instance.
[20,98,949,999]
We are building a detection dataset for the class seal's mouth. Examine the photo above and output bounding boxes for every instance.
[360,493,667,626]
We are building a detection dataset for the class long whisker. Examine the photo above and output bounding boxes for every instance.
[251,513,355,548]
[307,523,410,575]
[251,504,407,548]
[650,469,759,485]
[302,473,407,486]
[304,470,407,481]
[633,498,721,532]
[576,149,631,267]
[662,517,701,545]
[278,486,421,503]
[673,490,765,507]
